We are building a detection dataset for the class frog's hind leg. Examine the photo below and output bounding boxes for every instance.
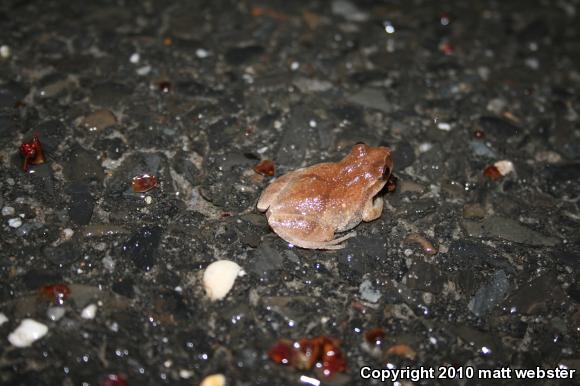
[256,171,300,212]
[268,212,356,250]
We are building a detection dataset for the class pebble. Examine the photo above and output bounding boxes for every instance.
[136,65,151,76]
[418,142,433,153]
[47,306,66,321]
[0,313,8,326]
[437,122,451,131]
[81,304,98,319]
[81,109,117,131]
[470,140,497,158]
[203,260,244,301]
[195,48,209,58]
[463,215,559,246]
[493,160,515,176]
[2,206,15,216]
[359,279,381,303]
[0,45,11,59]
[199,374,225,386]
[8,218,22,228]
[331,0,369,22]
[468,270,510,316]
[129,53,140,63]
[102,255,115,271]
[8,319,49,347]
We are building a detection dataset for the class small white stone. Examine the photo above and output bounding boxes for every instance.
[62,228,74,240]
[309,119,317,128]
[102,255,115,271]
[8,319,48,347]
[0,45,11,59]
[8,218,22,228]
[437,122,451,131]
[144,195,153,205]
[0,312,8,326]
[195,48,209,58]
[2,206,15,216]
[179,369,194,379]
[525,57,539,70]
[290,61,300,71]
[136,65,151,76]
[493,160,515,176]
[47,306,66,321]
[203,260,243,301]
[129,52,140,63]
[81,304,98,319]
[418,142,433,153]
[200,374,226,386]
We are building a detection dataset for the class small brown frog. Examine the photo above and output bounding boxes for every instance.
[257,143,393,249]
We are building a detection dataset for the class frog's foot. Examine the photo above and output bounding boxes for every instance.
[362,196,384,222]
[276,228,357,250]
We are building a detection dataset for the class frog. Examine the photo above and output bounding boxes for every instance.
[257,143,393,249]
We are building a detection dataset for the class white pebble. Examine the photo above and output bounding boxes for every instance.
[437,122,451,131]
[196,48,209,58]
[47,306,66,321]
[2,206,15,216]
[418,142,433,153]
[81,304,98,319]
[493,160,515,176]
[8,218,22,228]
[0,313,8,326]
[144,195,153,205]
[62,228,74,240]
[179,369,194,379]
[136,65,151,76]
[525,57,539,70]
[8,319,48,347]
[309,119,317,128]
[102,255,115,270]
[203,260,244,301]
[129,52,140,64]
[200,374,226,386]
[290,61,300,71]
[0,45,10,59]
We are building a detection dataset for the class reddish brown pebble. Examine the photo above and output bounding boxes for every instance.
[131,174,158,193]
[364,327,386,346]
[269,336,347,377]
[473,129,485,139]
[320,337,347,376]
[440,41,454,55]
[102,374,129,386]
[158,81,171,93]
[294,338,321,370]
[39,283,71,305]
[385,344,417,360]
[20,135,46,172]
[483,165,502,181]
[404,233,438,255]
[254,160,275,176]
[268,340,293,365]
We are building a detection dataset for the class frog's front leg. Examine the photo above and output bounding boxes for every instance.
[266,212,355,250]
[362,196,384,222]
